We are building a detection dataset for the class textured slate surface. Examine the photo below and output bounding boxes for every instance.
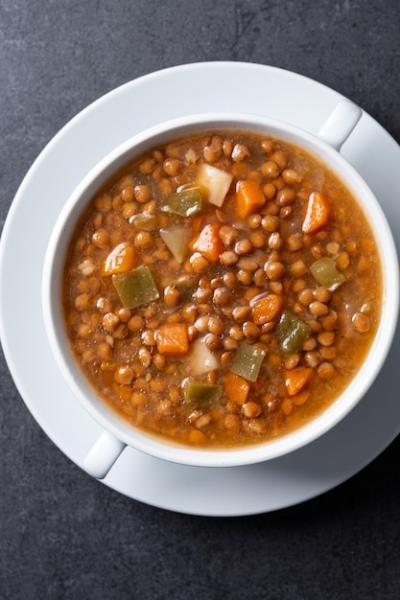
[1,1,400,599]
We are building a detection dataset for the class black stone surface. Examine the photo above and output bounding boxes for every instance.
[1,1,399,599]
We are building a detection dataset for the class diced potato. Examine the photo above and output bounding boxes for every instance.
[160,226,192,263]
[189,337,219,375]
[196,164,233,207]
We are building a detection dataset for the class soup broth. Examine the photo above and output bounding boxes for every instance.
[63,131,382,447]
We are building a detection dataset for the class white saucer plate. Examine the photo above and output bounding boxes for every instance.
[1,62,399,516]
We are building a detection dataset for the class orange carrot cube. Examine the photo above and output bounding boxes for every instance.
[284,368,312,396]
[102,242,135,276]
[302,192,330,233]
[156,323,189,355]
[236,180,266,219]
[224,372,250,405]
[252,294,283,325]
[189,224,222,262]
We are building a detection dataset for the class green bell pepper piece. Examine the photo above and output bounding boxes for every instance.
[175,275,198,302]
[230,342,266,382]
[184,381,222,406]
[310,257,346,291]
[112,265,159,309]
[277,310,311,354]
[163,187,203,217]
[131,212,158,231]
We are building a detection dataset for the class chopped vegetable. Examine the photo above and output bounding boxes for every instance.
[224,372,250,405]
[188,337,219,375]
[302,191,330,233]
[156,323,189,354]
[310,257,346,291]
[196,164,233,207]
[235,180,266,219]
[160,226,192,263]
[189,224,222,262]
[131,212,158,231]
[134,173,158,199]
[251,294,283,325]
[184,380,222,406]
[102,242,135,276]
[135,173,152,186]
[112,265,159,308]
[230,342,266,382]
[163,186,203,216]
[175,275,198,302]
[285,368,312,396]
[277,311,311,354]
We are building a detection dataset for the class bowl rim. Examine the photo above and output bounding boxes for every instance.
[42,111,399,467]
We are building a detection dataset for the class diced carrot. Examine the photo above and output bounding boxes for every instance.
[235,180,266,219]
[302,192,330,233]
[224,372,250,405]
[284,368,312,396]
[102,242,135,276]
[156,323,189,354]
[189,224,222,262]
[252,294,283,325]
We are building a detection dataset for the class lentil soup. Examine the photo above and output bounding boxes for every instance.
[63,131,382,448]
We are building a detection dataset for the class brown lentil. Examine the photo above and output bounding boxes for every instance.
[242,402,262,418]
[220,251,238,266]
[242,321,260,339]
[309,301,329,317]
[261,160,280,179]
[235,239,253,255]
[265,261,284,280]
[317,362,336,379]
[352,312,371,333]
[268,232,282,250]
[317,332,335,346]
[164,285,180,306]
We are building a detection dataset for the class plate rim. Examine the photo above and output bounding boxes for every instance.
[1,60,400,516]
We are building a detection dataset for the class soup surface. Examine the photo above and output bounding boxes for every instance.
[63,131,381,447]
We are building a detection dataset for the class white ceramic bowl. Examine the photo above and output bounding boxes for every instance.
[42,101,399,478]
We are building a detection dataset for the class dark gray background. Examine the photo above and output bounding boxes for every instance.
[1,1,399,599]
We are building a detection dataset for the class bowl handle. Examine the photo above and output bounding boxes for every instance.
[317,99,362,151]
[83,430,126,479]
